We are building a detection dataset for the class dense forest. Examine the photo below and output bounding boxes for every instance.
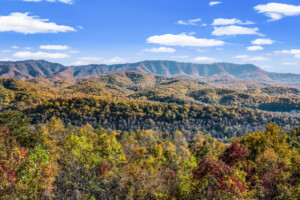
[1,72,300,113]
[0,111,299,199]
[0,74,299,139]
[0,71,300,199]
[25,97,299,139]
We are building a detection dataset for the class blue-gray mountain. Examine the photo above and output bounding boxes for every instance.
[0,60,299,84]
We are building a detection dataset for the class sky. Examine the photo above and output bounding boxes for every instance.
[1,0,300,73]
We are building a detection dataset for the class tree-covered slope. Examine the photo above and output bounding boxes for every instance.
[1,111,299,199]
[24,97,300,139]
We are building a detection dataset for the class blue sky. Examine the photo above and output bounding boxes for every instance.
[1,0,300,73]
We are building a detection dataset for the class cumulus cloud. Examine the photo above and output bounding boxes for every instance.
[177,18,202,26]
[251,38,274,45]
[192,56,216,62]
[0,12,75,34]
[40,45,69,50]
[212,18,254,26]
[147,34,225,47]
[275,49,300,54]
[254,3,300,21]
[23,0,73,4]
[235,55,268,61]
[274,49,300,58]
[13,51,70,59]
[247,46,264,51]
[209,1,222,6]
[143,47,176,53]
[212,25,261,36]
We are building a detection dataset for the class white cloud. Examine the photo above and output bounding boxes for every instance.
[251,38,274,45]
[13,51,70,59]
[247,46,264,51]
[254,3,300,21]
[192,56,216,62]
[236,55,268,61]
[209,1,222,6]
[143,47,176,53]
[0,58,13,61]
[25,47,33,50]
[179,32,196,36]
[147,34,225,47]
[275,49,300,54]
[212,25,261,36]
[0,12,75,34]
[177,18,202,26]
[274,49,300,58]
[23,0,73,4]
[2,50,10,53]
[212,18,254,26]
[40,45,69,50]
[11,46,19,49]
[58,0,73,3]
[105,57,127,64]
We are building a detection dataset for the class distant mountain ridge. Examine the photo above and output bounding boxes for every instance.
[0,60,299,84]
[0,60,67,80]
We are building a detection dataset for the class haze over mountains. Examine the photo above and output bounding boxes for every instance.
[0,60,299,85]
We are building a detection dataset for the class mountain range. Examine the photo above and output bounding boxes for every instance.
[0,60,299,85]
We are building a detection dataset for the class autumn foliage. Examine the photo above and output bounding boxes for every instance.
[0,111,299,199]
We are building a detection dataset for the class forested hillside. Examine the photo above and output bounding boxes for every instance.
[0,72,299,139]
[25,97,299,139]
[0,66,299,199]
[0,111,299,199]
[1,72,300,112]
